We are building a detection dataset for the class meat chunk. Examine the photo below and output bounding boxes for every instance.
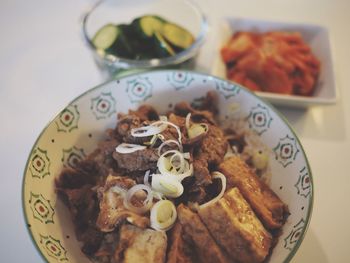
[177,204,230,263]
[88,138,120,177]
[96,175,149,232]
[219,156,288,229]
[173,91,220,125]
[115,113,150,145]
[129,105,159,122]
[56,183,104,255]
[198,188,272,263]
[113,148,158,172]
[193,124,228,186]
[166,222,195,263]
[114,224,167,263]
[193,91,219,115]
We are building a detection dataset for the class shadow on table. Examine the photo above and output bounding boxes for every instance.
[291,227,329,262]
[275,100,346,141]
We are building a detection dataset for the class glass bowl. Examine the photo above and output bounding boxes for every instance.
[82,0,208,77]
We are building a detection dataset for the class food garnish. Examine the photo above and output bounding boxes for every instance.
[151,175,184,198]
[199,171,227,209]
[150,200,177,231]
[185,113,209,139]
[123,184,154,214]
[117,116,193,231]
[115,143,147,153]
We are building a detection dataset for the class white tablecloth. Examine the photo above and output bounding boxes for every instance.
[1,0,349,262]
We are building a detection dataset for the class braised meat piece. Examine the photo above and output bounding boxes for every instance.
[173,91,219,125]
[96,175,149,232]
[193,124,228,186]
[114,224,167,263]
[174,101,216,125]
[56,182,103,255]
[199,187,272,263]
[56,185,96,221]
[219,156,289,229]
[56,167,92,190]
[129,105,160,122]
[87,138,120,178]
[115,113,151,145]
[192,91,219,115]
[177,204,230,263]
[113,148,158,172]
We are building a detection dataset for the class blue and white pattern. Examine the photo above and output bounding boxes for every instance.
[215,79,240,99]
[55,105,80,133]
[126,76,153,103]
[273,134,300,167]
[247,104,273,135]
[90,92,116,120]
[23,70,313,263]
[167,71,194,90]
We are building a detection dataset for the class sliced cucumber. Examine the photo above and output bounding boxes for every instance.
[92,24,134,59]
[153,32,175,58]
[92,24,119,50]
[132,15,166,38]
[161,23,195,50]
[92,15,195,60]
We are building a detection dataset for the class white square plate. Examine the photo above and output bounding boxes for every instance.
[210,17,337,108]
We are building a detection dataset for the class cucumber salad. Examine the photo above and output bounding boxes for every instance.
[92,15,195,59]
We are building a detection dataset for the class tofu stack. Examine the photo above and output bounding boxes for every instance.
[174,155,288,263]
[198,187,272,263]
[219,156,289,230]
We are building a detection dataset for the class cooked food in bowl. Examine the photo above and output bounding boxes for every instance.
[23,70,313,263]
[55,91,289,263]
[221,31,321,96]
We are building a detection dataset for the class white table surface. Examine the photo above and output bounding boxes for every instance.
[1,0,350,262]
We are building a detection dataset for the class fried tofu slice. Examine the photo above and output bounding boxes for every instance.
[177,204,230,263]
[199,187,272,263]
[219,156,288,229]
[166,222,194,263]
[114,224,167,263]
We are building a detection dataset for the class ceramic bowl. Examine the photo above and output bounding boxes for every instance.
[22,70,313,262]
[211,17,337,108]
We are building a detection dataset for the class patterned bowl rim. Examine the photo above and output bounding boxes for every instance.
[21,69,314,263]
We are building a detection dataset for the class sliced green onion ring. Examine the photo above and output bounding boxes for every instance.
[151,174,184,198]
[123,184,153,214]
[157,150,193,182]
[188,123,209,139]
[169,151,185,171]
[116,143,146,154]
[151,120,182,144]
[199,171,227,209]
[150,200,177,231]
[158,139,183,155]
[185,113,192,130]
[131,125,164,138]
[144,170,151,187]
[185,113,209,139]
